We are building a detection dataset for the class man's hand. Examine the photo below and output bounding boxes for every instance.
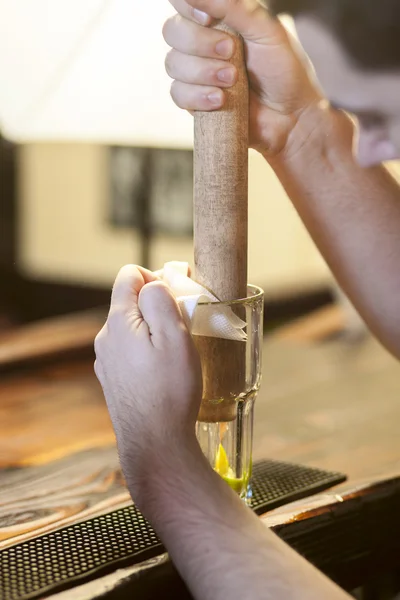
[94,273,352,600]
[163,0,320,156]
[94,265,203,500]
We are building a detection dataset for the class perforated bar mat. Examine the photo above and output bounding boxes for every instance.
[0,460,346,600]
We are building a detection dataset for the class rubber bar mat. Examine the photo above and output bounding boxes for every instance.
[0,460,346,600]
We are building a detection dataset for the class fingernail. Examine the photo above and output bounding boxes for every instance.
[193,9,210,25]
[215,38,234,58]
[217,67,236,84]
[208,91,223,106]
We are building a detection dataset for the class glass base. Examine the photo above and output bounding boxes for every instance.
[196,392,256,499]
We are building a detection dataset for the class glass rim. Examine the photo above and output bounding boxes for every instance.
[198,284,264,307]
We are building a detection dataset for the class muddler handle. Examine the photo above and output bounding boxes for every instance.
[194,24,249,423]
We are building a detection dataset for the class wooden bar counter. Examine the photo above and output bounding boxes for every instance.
[0,314,399,598]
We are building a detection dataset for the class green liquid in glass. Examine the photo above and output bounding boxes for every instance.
[214,444,252,496]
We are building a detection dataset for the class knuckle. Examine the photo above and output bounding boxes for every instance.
[94,328,105,356]
[106,309,124,332]
[162,16,175,45]
[170,80,184,107]
[93,359,102,381]
[164,49,175,77]
[94,359,106,388]
[206,64,218,84]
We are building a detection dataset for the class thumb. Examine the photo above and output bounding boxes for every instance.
[110,264,145,312]
[138,281,187,342]
[185,0,286,43]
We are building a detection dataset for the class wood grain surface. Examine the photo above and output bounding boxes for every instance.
[47,475,400,600]
[1,332,400,546]
[1,323,400,596]
[0,447,128,549]
[0,309,106,372]
[0,360,114,469]
[255,336,400,480]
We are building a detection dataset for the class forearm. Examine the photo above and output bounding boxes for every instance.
[132,440,350,600]
[269,103,400,356]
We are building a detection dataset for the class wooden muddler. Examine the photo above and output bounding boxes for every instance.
[194,25,249,423]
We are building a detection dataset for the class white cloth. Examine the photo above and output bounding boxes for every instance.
[162,262,246,342]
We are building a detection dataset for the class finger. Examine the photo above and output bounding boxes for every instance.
[138,281,186,344]
[136,266,162,284]
[163,14,235,59]
[171,80,225,111]
[184,0,286,44]
[166,49,237,88]
[110,265,161,310]
[110,264,145,311]
[168,0,214,26]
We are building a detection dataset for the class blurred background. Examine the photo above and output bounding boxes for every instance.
[2,8,400,597]
[0,0,376,334]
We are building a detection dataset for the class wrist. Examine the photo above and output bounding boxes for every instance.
[251,85,324,160]
[267,98,355,171]
[124,434,206,511]
[130,436,252,546]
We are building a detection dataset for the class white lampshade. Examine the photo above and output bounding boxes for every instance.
[0,0,193,147]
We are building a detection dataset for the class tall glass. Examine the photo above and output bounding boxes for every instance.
[194,285,264,502]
